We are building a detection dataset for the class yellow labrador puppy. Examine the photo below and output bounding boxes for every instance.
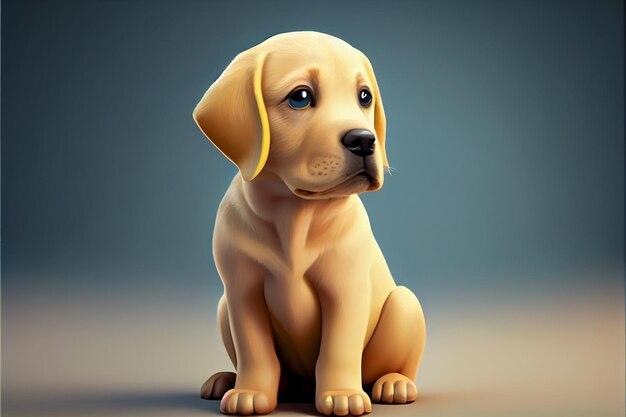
[193,31,426,416]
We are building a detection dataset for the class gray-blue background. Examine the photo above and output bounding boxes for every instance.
[2,2,624,417]
[2,0,623,300]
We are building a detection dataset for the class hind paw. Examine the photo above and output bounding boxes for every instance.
[201,371,236,400]
[371,373,418,404]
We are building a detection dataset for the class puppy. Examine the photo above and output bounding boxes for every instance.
[193,32,426,416]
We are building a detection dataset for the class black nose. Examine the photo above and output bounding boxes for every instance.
[341,129,376,157]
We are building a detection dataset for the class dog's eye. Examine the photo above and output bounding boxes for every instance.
[288,88,312,110]
[359,89,373,107]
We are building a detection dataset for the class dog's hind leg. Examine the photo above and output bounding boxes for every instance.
[361,286,426,404]
[200,295,237,400]
[217,295,238,368]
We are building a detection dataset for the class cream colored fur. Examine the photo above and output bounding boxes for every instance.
[193,32,426,416]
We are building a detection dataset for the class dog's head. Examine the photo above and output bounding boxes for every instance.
[193,31,388,199]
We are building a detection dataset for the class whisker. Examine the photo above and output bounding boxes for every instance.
[384,166,397,176]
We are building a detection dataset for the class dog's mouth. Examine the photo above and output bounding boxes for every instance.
[294,169,380,199]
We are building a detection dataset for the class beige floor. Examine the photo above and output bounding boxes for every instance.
[3,271,624,417]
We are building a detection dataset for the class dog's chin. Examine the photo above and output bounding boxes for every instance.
[292,171,381,200]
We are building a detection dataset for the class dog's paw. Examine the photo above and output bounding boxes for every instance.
[201,372,237,400]
[220,388,276,415]
[371,373,418,404]
[316,389,372,416]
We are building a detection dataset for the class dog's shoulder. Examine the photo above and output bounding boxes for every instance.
[215,174,243,221]
[213,174,278,259]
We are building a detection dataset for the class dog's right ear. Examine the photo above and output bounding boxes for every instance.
[361,53,388,170]
[193,50,270,181]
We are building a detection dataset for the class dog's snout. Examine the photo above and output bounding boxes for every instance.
[341,129,375,157]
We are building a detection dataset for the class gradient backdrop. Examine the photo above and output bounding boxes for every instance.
[2,1,624,416]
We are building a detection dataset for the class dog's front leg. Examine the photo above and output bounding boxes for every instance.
[312,265,372,416]
[217,255,280,415]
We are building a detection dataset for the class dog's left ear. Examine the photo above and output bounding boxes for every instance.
[361,54,388,169]
[193,50,270,181]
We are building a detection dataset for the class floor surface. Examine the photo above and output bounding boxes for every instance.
[3,270,624,417]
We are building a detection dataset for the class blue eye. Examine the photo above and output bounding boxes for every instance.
[359,88,373,107]
[288,88,312,110]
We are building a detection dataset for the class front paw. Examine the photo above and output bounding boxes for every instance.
[220,388,276,415]
[316,389,372,416]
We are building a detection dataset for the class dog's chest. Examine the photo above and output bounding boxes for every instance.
[256,203,326,276]
[262,209,321,325]
[257,228,331,364]
[264,272,320,325]
[264,272,321,374]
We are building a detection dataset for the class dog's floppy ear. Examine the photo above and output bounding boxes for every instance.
[361,54,388,169]
[193,50,270,181]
